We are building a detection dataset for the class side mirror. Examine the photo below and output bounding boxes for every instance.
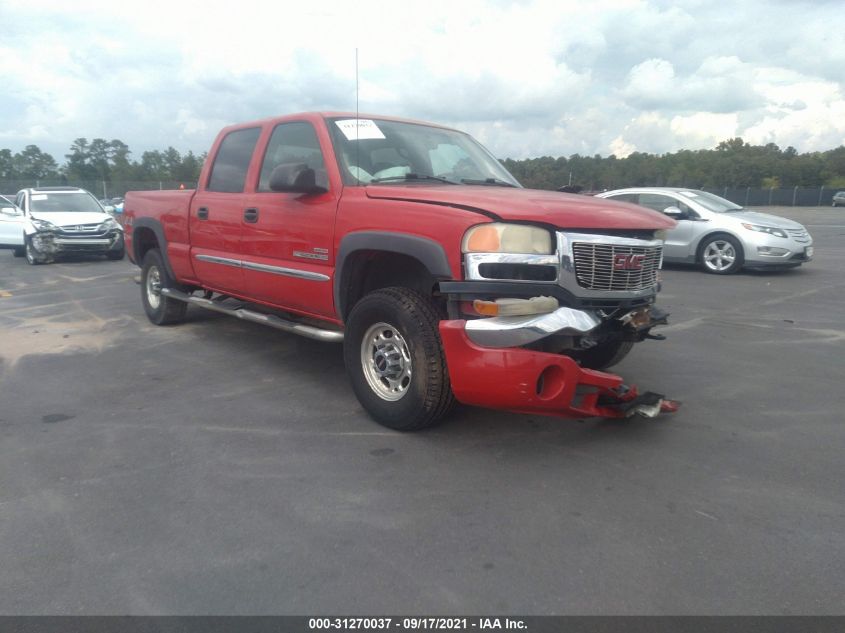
[663,206,684,217]
[269,163,327,195]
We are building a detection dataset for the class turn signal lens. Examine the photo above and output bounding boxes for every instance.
[465,225,501,252]
[473,300,500,316]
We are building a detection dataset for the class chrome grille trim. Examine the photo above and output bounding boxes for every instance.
[571,243,662,291]
[558,232,663,295]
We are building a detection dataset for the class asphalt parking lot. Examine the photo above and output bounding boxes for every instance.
[0,206,843,615]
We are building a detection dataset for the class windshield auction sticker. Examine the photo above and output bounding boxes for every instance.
[335,119,386,141]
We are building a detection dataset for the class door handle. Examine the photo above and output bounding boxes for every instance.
[244,207,259,223]
[197,207,209,220]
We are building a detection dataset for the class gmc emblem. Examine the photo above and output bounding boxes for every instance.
[613,253,645,271]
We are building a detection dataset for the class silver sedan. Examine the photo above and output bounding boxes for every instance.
[596,188,813,274]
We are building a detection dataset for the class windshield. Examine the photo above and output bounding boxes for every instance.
[327,117,521,187]
[30,192,104,214]
[677,190,743,213]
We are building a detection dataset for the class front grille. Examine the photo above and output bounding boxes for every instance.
[787,229,810,243]
[57,223,108,238]
[571,242,662,291]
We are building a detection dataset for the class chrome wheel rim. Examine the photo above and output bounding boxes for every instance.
[360,322,412,401]
[703,240,736,272]
[146,266,162,309]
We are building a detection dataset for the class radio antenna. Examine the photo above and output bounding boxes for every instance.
[355,47,360,185]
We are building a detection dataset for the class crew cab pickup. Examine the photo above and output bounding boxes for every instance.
[125,112,679,430]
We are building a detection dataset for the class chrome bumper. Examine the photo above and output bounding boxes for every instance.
[464,306,600,348]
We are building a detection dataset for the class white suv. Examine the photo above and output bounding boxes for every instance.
[7,187,125,264]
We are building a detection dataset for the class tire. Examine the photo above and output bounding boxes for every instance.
[568,339,634,370]
[140,249,187,325]
[12,247,24,257]
[24,236,46,265]
[699,234,744,274]
[107,246,125,261]
[344,287,455,431]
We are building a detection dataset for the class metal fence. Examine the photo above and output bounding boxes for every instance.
[0,180,197,199]
[1,181,842,207]
[686,186,837,207]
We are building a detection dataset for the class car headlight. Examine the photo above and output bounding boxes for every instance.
[99,217,119,231]
[654,229,667,241]
[31,218,58,232]
[741,223,787,238]
[462,223,553,254]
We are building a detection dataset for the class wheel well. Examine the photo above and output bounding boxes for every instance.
[339,251,439,320]
[133,227,159,264]
[695,231,743,262]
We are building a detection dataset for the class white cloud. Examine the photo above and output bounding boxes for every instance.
[1,0,844,164]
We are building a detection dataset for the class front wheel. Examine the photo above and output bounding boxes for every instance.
[107,246,125,261]
[699,234,744,274]
[12,246,24,257]
[344,287,455,431]
[24,237,47,265]
[140,249,187,325]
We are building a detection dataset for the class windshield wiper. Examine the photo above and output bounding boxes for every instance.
[460,177,518,188]
[370,173,457,185]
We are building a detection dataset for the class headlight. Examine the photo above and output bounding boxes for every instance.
[654,229,667,241]
[31,218,57,232]
[741,223,787,238]
[99,217,119,231]
[462,223,553,254]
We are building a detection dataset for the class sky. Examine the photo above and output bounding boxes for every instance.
[1,0,844,163]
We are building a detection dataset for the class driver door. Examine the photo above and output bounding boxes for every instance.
[636,193,696,260]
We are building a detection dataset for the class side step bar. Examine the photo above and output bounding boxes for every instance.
[160,288,344,343]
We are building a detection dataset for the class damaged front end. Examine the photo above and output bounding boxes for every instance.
[26,217,124,263]
[440,225,680,420]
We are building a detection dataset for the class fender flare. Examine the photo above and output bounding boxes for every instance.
[131,217,175,277]
[334,231,454,318]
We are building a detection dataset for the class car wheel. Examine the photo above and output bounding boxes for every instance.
[699,234,744,274]
[107,246,125,261]
[140,249,187,325]
[12,246,24,257]
[344,287,455,431]
[24,237,46,265]
[568,339,634,370]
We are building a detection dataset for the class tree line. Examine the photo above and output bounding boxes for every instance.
[2,136,845,192]
[0,138,205,184]
[503,138,845,191]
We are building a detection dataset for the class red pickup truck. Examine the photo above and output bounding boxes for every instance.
[124,112,678,430]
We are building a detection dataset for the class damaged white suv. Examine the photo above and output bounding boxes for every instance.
[11,187,125,264]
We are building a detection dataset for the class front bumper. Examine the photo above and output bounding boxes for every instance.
[742,232,813,266]
[30,230,124,255]
[440,321,679,419]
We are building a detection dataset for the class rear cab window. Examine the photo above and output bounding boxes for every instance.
[207,127,262,193]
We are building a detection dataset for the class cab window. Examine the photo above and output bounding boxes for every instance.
[257,122,328,192]
[207,127,261,193]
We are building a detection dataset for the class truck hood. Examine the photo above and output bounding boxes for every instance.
[30,211,111,227]
[365,185,676,230]
[723,210,805,230]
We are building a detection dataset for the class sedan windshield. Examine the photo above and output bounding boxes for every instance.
[677,190,743,213]
[30,192,104,214]
[327,117,521,187]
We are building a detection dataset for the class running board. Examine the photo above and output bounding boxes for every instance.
[160,288,344,343]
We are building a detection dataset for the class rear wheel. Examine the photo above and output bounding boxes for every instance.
[140,249,187,325]
[344,287,454,431]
